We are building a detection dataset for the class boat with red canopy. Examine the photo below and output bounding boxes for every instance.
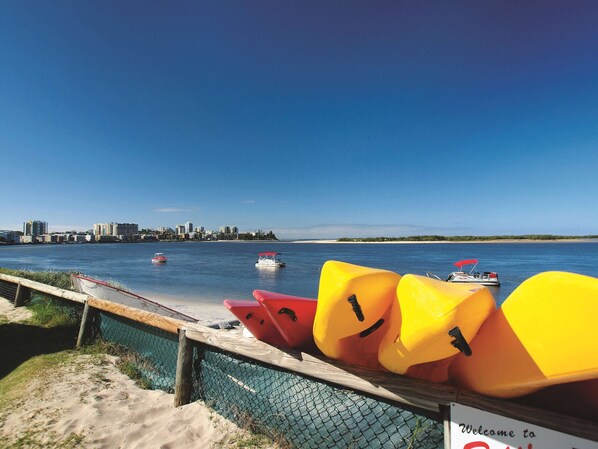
[255,252,285,268]
[446,259,500,286]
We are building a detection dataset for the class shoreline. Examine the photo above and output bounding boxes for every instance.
[290,238,598,244]
[134,290,236,325]
[3,238,597,247]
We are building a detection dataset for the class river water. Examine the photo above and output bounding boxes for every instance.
[1,241,597,308]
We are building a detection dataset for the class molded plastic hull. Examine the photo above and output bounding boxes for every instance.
[254,290,317,350]
[378,274,496,382]
[448,271,598,398]
[313,261,401,370]
[223,299,287,347]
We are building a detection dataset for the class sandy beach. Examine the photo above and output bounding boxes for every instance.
[0,297,273,449]
[134,291,237,326]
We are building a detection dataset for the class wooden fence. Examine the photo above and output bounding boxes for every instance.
[0,272,596,445]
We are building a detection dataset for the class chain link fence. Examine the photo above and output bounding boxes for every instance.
[196,347,443,449]
[0,279,18,303]
[91,310,180,392]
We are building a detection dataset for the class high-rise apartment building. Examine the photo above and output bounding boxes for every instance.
[93,223,114,237]
[23,220,48,237]
[93,222,138,241]
[113,223,138,237]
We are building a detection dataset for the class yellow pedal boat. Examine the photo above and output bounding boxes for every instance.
[378,274,496,383]
[313,261,401,370]
[449,271,598,398]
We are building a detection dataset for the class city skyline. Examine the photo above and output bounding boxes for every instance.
[1,219,252,235]
[2,3,598,240]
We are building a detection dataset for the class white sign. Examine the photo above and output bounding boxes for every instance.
[450,403,598,449]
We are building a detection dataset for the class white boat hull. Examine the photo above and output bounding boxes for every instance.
[447,272,500,286]
[255,261,285,268]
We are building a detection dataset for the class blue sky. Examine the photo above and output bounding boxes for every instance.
[1,2,598,239]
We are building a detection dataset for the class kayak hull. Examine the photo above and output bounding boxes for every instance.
[378,274,496,382]
[313,261,401,370]
[223,299,287,347]
[254,290,317,350]
[449,271,598,398]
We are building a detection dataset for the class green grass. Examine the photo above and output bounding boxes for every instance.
[0,268,82,328]
[0,268,75,290]
[24,294,81,328]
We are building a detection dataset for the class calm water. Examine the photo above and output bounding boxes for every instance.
[1,241,597,307]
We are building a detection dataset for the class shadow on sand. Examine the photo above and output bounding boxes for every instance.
[0,323,78,378]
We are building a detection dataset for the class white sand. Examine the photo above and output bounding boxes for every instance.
[0,297,271,448]
[135,291,238,326]
[0,296,32,322]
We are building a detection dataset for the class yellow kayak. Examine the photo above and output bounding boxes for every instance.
[449,271,598,398]
[378,274,496,382]
[313,261,401,370]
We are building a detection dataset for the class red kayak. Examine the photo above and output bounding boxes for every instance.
[253,290,317,350]
[223,290,317,350]
[223,299,287,347]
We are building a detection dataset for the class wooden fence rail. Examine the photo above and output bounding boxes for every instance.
[1,273,597,443]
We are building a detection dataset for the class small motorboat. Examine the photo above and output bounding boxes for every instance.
[445,259,500,286]
[151,252,168,263]
[255,252,285,268]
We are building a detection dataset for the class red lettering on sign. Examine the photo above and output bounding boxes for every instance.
[464,442,490,449]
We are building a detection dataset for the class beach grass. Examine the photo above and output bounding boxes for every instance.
[0,268,75,290]
[25,293,80,328]
[0,268,82,328]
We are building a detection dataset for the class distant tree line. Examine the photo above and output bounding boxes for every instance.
[337,234,598,243]
[236,230,278,241]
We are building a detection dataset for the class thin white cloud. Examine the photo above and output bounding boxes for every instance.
[243,200,255,204]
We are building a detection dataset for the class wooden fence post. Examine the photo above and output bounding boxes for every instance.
[77,301,91,348]
[174,328,194,407]
[14,283,30,307]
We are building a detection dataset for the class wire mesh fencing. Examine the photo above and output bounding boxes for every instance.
[92,310,180,392]
[0,279,18,303]
[195,347,444,449]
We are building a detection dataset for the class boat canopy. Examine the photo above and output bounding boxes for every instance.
[258,252,280,257]
[454,259,478,269]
